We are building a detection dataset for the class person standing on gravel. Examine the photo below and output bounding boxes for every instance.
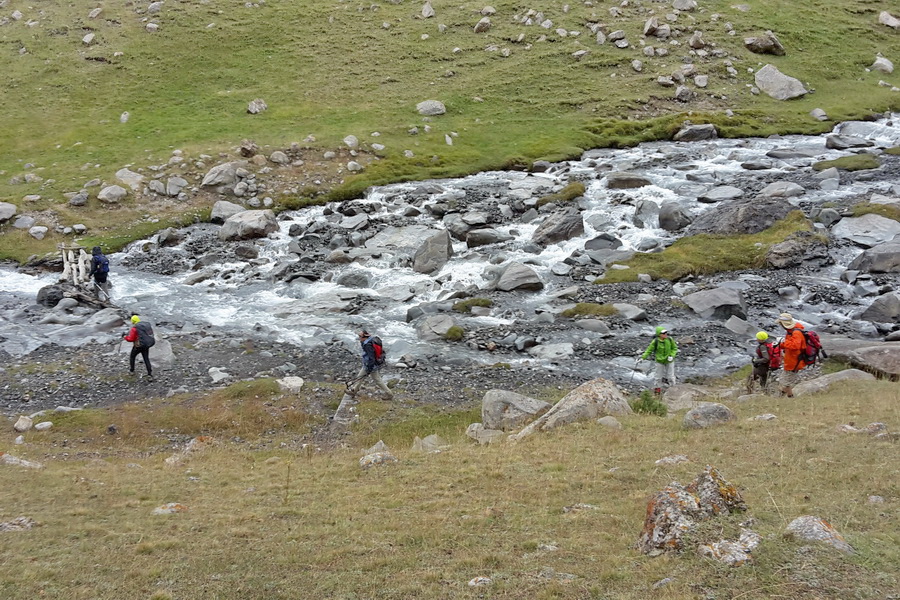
[124,315,155,381]
[749,331,778,394]
[641,326,678,394]
[776,312,806,398]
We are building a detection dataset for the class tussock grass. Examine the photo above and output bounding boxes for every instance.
[444,325,465,341]
[851,202,900,222]
[598,211,813,283]
[813,154,882,171]
[452,298,493,313]
[560,302,617,318]
[535,182,586,208]
[1,380,897,599]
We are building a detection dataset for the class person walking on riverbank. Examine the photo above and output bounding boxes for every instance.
[641,326,678,394]
[124,315,155,381]
[89,246,110,300]
[333,330,392,424]
[777,312,806,398]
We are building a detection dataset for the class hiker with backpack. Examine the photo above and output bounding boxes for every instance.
[88,246,111,300]
[347,330,393,400]
[776,312,825,398]
[124,315,155,381]
[640,326,678,394]
[749,331,781,394]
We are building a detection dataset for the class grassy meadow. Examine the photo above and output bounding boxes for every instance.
[1,378,898,599]
[1,0,899,260]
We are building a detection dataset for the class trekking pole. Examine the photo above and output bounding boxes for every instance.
[628,357,641,386]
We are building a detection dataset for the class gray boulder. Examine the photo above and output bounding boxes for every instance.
[826,135,874,150]
[832,215,900,248]
[848,237,900,272]
[218,209,277,241]
[29,226,48,240]
[511,378,632,440]
[658,201,692,231]
[880,11,900,29]
[13,216,35,229]
[336,271,371,288]
[412,230,453,274]
[466,228,513,248]
[416,314,457,341]
[466,423,506,445]
[860,292,900,323]
[482,390,551,431]
[698,186,743,203]
[766,231,830,269]
[848,346,900,378]
[683,403,736,429]
[166,177,188,197]
[682,288,747,319]
[606,172,652,189]
[442,213,471,241]
[210,200,246,224]
[663,384,715,411]
[201,161,245,187]
[531,208,585,246]
[754,64,807,100]
[674,124,717,141]
[0,201,17,223]
[744,31,785,55]
[496,262,543,292]
[688,198,793,235]
[98,185,127,203]
[793,369,876,397]
[633,199,659,228]
[416,100,446,116]
[760,181,805,198]
[784,516,853,553]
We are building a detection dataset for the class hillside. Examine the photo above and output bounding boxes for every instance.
[2,0,900,260]
[1,376,898,599]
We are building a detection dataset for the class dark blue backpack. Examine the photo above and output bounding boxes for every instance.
[95,254,109,274]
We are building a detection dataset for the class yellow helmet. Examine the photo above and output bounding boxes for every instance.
[756,331,768,341]
[131,315,140,324]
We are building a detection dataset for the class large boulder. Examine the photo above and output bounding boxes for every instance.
[416,100,446,116]
[218,210,277,241]
[698,186,743,203]
[673,124,718,142]
[201,161,245,187]
[743,31,785,55]
[847,347,900,379]
[98,185,128,203]
[766,231,830,269]
[860,292,900,323]
[682,288,747,319]
[210,200,246,224]
[793,369,876,397]
[683,403,736,429]
[531,208,585,246]
[466,228,513,248]
[847,237,900,272]
[412,230,453,274]
[510,378,632,440]
[482,390,551,431]
[0,201,17,223]
[658,201,692,231]
[606,172,652,189]
[831,215,900,248]
[662,384,715,411]
[688,198,794,235]
[496,262,543,292]
[416,314,457,341]
[754,64,807,100]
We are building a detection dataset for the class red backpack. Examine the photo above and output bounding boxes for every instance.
[800,330,826,365]
[757,342,782,369]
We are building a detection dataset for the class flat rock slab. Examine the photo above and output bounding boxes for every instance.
[793,369,876,396]
[832,214,900,248]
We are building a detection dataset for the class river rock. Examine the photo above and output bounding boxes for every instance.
[860,291,900,323]
[673,124,718,141]
[688,198,793,235]
[613,303,647,321]
[633,199,659,228]
[531,208,585,246]
[682,288,747,319]
[698,186,743,203]
[98,185,127,203]
[784,516,853,553]
[467,228,513,248]
[658,201,692,231]
[528,343,574,360]
[511,378,631,440]
[416,314,457,341]
[826,135,874,150]
[482,390,551,430]
[606,172,652,189]
[832,215,900,248]
[743,31,784,55]
[466,423,506,444]
[412,229,452,274]
[210,200,246,224]
[416,100,446,116]
[218,209,277,241]
[766,231,830,269]
[683,403,736,428]
[848,237,900,272]
[754,64,807,100]
[760,181,805,198]
[848,346,900,378]
[0,202,17,223]
[336,271,371,288]
[793,369,876,397]
[496,262,543,292]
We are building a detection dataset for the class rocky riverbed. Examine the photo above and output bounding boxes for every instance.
[2,118,899,417]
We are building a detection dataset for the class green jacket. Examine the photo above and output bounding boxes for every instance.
[642,336,678,363]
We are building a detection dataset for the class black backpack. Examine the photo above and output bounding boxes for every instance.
[135,322,156,348]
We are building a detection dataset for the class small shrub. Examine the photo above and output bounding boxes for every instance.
[444,325,464,341]
[629,390,667,416]
[560,302,617,318]
[812,154,881,171]
[536,182,586,207]
[452,298,493,313]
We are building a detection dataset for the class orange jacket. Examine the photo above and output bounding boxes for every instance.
[781,323,807,372]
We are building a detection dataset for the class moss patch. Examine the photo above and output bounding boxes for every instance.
[560,302,617,318]
[452,298,493,313]
[444,325,464,341]
[535,182,586,208]
[597,211,813,283]
[813,154,881,171]
[851,202,900,223]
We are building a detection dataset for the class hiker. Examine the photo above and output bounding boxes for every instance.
[749,331,780,394]
[776,312,806,398]
[641,326,678,394]
[124,315,155,380]
[332,330,392,424]
[88,246,110,299]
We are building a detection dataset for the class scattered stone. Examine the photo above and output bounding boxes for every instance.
[0,453,44,469]
[674,124,717,142]
[700,529,761,566]
[98,185,127,204]
[655,454,690,465]
[218,210,277,241]
[34,421,52,431]
[466,423,506,444]
[14,415,33,432]
[164,436,215,466]
[0,201,16,223]
[683,403,736,429]
[754,64,807,100]
[276,377,305,394]
[482,389,551,431]
[682,288,747,319]
[468,576,492,587]
[410,434,449,453]
[360,451,398,469]
[416,100,446,116]
[744,31,785,55]
[0,517,38,532]
[810,108,829,121]
[879,11,900,29]
[784,516,853,553]
[153,503,188,515]
[606,172,652,189]
[474,17,491,33]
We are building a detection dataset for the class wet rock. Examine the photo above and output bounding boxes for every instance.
[826,135,874,150]
[532,208,585,246]
[754,64,807,100]
[613,303,647,321]
[511,377,632,440]
[633,199,659,228]
[683,403,736,428]
[688,198,793,235]
[698,186,743,203]
[218,210,277,241]
[466,228,513,248]
[793,369,876,396]
[682,288,747,319]
[527,343,574,360]
[482,390,551,430]
[466,423,506,444]
[496,262,543,292]
[832,215,900,248]
[658,201,692,231]
[673,124,717,141]
[848,237,900,273]
[336,271,371,288]
[413,229,453,274]
[860,291,900,323]
[585,233,622,250]
[606,172,652,189]
[784,516,853,553]
[744,31,784,55]
[417,314,457,341]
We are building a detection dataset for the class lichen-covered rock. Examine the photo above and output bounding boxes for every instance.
[699,529,761,566]
[510,378,632,440]
[0,452,44,469]
[683,403,736,429]
[153,503,188,515]
[784,515,853,553]
[466,423,506,445]
[687,465,747,517]
[360,451,398,469]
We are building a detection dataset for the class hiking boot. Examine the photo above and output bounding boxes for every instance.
[780,386,794,398]
[654,387,662,395]
[382,393,394,401]
[145,374,154,382]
